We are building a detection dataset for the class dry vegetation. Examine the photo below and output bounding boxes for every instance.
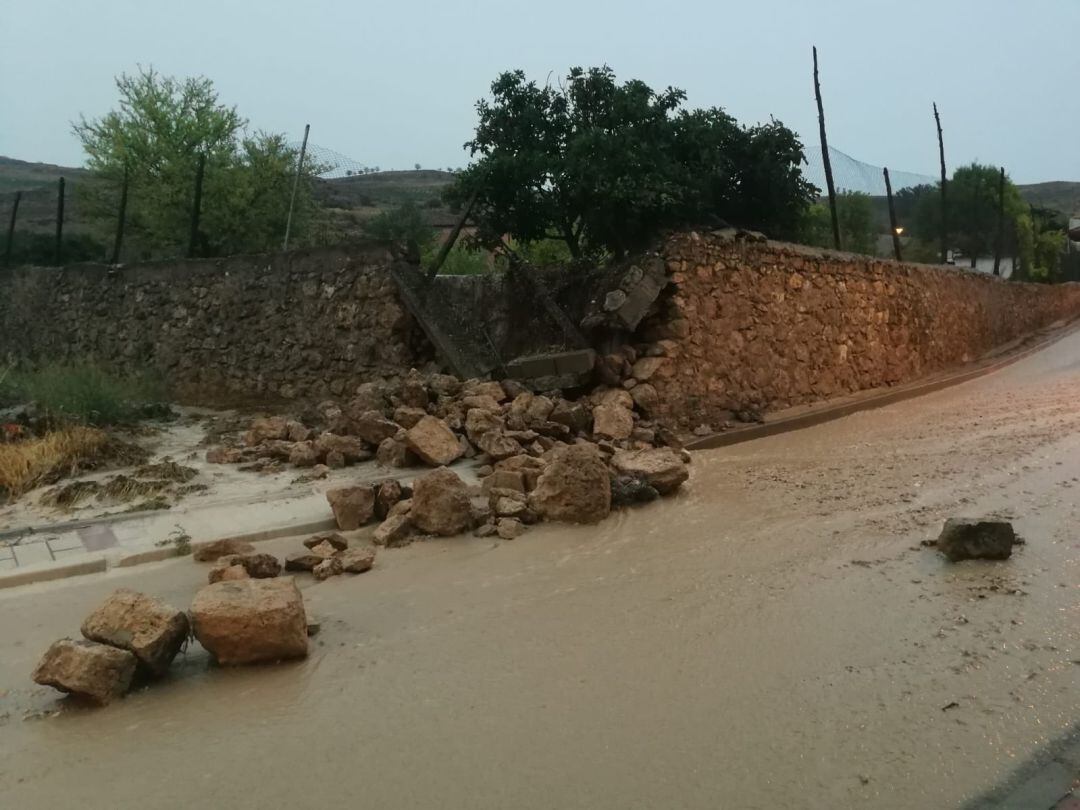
[0,426,111,499]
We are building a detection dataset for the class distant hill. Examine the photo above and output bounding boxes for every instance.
[1016,182,1080,218]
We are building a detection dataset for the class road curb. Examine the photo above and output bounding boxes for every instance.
[687,319,1080,452]
[187,517,338,559]
[0,555,108,591]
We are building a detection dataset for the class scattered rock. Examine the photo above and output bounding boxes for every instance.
[284,549,326,572]
[236,552,282,579]
[351,410,401,445]
[496,518,525,540]
[209,563,249,583]
[484,469,525,493]
[193,538,256,563]
[326,485,376,530]
[325,449,346,469]
[373,514,413,546]
[392,406,427,429]
[550,400,593,435]
[475,430,525,460]
[461,394,503,413]
[314,433,370,464]
[80,589,190,677]
[405,416,464,467]
[610,474,660,507]
[611,447,689,495]
[463,381,506,402]
[340,546,376,573]
[286,420,311,442]
[474,521,498,538]
[190,578,308,666]
[313,556,344,581]
[529,443,611,524]
[629,383,660,414]
[32,639,138,705]
[288,442,318,468]
[410,467,474,536]
[465,407,503,444]
[249,416,289,442]
[936,519,1018,562]
[592,404,634,440]
[306,618,321,637]
[303,532,348,552]
[375,479,404,518]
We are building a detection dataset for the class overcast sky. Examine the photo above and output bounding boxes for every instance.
[2,0,1078,184]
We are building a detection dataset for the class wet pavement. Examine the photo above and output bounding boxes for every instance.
[0,329,1078,808]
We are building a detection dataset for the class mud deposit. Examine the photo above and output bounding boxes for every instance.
[1,331,1079,809]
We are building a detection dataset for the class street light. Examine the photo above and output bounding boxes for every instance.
[895,226,904,236]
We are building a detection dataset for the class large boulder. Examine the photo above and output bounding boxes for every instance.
[190,578,308,666]
[410,467,473,536]
[326,485,376,530]
[610,447,690,495]
[528,444,611,524]
[936,519,1018,562]
[405,416,463,467]
[80,589,190,676]
[351,410,401,445]
[33,639,138,705]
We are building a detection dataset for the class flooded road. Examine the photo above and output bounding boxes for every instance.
[1,329,1079,809]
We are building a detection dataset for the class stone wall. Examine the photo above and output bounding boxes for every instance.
[639,232,1080,428]
[0,245,430,404]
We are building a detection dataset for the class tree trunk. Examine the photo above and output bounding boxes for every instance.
[933,103,948,264]
[993,166,1005,276]
[883,167,902,262]
[813,47,841,251]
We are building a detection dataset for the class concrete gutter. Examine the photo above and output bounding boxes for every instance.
[687,318,1080,452]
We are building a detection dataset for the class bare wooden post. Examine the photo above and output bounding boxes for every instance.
[54,177,66,265]
[426,188,478,281]
[933,103,948,263]
[4,190,20,266]
[993,166,1005,276]
[111,165,129,265]
[187,154,206,259]
[813,46,841,250]
[883,167,903,262]
[283,123,310,250]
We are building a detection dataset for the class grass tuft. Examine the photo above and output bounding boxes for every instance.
[0,427,111,499]
[1,362,167,426]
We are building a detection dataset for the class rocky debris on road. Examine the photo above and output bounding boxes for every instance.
[304,532,348,551]
[192,537,256,562]
[80,589,190,677]
[32,639,138,705]
[202,365,693,548]
[191,578,309,666]
[326,485,377,530]
[209,561,250,583]
[936,518,1019,562]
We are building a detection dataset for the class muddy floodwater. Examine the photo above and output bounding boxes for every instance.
[1,331,1079,809]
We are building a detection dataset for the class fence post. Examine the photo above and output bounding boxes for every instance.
[883,167,903,262]
[993,167,1005,276]
[933,103,948,264]
[4,190,20,267]
[813,46,841,251]
[187,153,206,259]
[111,165,129,265]
[54,177,65,265]
[283,124,310,251]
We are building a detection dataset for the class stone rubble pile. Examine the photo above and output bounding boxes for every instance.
[32,569,322,704]
[207,367,693,543]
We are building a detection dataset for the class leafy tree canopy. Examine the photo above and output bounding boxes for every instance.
[800,191,877,255]
[73,67,318,258]
[448,66,815,261]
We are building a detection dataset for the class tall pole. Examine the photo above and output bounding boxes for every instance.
[283,123,310,251]
[933,102,948,264]
[993,166,1005,277]
[111,165,129,265]
[883,167,903,262]
[187,153,206,259]
[813,46,841,251]
[54,177,65,265]
[426,188,478,280]
[4,190,20,267]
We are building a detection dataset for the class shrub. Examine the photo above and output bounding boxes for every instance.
[4,362,167,426]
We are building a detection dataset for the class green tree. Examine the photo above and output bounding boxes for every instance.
[799,191,876,255]
[448,66,815,261]
[912,163,1024,266]
[73,67,318,257]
